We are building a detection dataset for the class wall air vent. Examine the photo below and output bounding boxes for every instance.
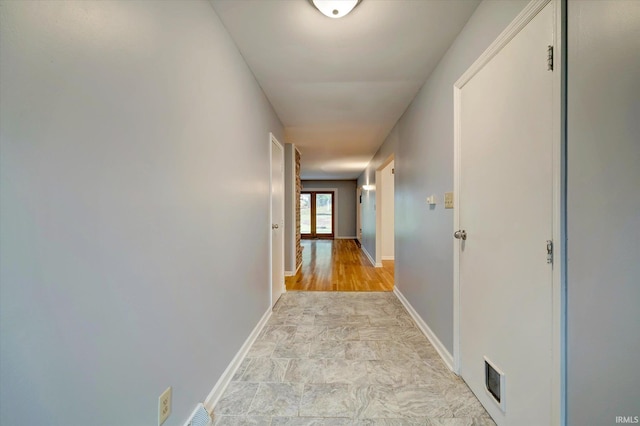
[185,403,212,426]
[484,356,506,412]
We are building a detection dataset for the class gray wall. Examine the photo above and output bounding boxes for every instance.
[301,180,357,238]
[567,1,640,424]
[359,0,528,354]
[0,1,283,425]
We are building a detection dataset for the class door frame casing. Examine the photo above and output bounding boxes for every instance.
[269,133,285,308]
[356,187,362,243]
[375,154,395,267]
[452,0,565,424]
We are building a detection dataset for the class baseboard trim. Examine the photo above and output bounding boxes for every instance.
[381,256,395,261]
[286,262,302,277]
[335,236,358,239]
[361,246,382,268]
[203,307,272,412]
[393,287,455,372]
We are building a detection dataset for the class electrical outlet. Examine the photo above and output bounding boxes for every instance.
[444,192,454,209]
[158,387,172,425]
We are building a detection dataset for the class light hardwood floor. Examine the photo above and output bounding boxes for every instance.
[286,239,394,292]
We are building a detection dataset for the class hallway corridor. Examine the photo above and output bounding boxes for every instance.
[214,292,493,425]
[286,240,394,292]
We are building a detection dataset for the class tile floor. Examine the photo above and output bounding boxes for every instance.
[214,292,495,426]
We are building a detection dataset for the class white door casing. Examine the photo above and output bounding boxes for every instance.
[270,133,285,308]
[381,160,395,260]
[453,1,563,425]
[375,154,394,267]
[356,187,362,242]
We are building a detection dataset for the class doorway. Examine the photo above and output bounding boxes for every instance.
[380,160,395,261]
[356,187,363,243]
[270,133,285,308]
[375,154,395,267]
[453,2,562,424]
[300,191,335,239]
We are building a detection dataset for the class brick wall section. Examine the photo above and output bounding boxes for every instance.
[295,149,302,269]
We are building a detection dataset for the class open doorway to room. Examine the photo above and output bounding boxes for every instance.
[356,186,363,243]
[380,160,395,263]
[375,155,395,280]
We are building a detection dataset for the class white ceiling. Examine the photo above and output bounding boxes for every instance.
[209,0,480,179]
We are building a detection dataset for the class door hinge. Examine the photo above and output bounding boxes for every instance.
[392,168,395,175]
[546,240,553,264]
[547,45,554,71]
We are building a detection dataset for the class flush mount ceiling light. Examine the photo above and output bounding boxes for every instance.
[310,0,362,19]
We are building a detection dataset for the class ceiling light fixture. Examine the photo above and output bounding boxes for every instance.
[310,0,362,19]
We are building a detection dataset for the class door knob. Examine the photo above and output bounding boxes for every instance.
[272,224,279,229]
[454,230,467,240]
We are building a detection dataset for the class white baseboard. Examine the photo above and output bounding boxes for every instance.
[381,256,395,261]
[393,287,455,372]
[203,307,272,413]
[335,236,357,239]
[362,246,377,267]
[286,261,303,277]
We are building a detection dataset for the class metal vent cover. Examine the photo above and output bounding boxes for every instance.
[186,403,211,426]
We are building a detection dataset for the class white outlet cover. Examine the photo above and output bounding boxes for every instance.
[158,387,172,425]
[444,192,454,209]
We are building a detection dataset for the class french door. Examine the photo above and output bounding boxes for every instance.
[301,191,334,239]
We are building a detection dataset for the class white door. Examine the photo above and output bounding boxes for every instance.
[456,3,554,425]
[270,134,285,308]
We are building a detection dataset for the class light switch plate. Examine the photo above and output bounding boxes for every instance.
[444,192,454,209]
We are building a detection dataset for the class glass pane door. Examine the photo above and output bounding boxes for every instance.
[300,193,311,235]
[315,193,333,235]
[300,191,334,238]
